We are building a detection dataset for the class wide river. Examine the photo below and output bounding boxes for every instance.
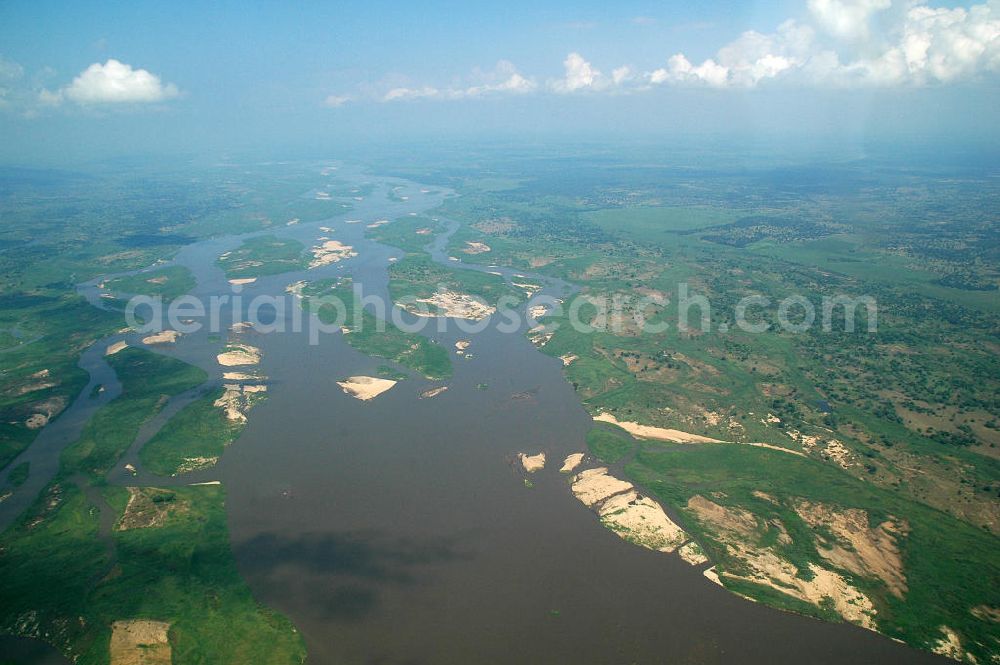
[0,164,947,664]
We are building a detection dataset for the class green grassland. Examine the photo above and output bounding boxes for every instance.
[585,425,636,464]
[102,265,196,301]
[217,235,308,279]
[0,481,305,663]
[7,461,29,488]
[0,163,349,662]
[388,253,520,307]
[423,156,1000,660]
[754,236,1000,314]
[61,348,207,478]
[624,441,1000,662]
[140,388,246,477]
[0,295,122,470]
[0,345,304,663]
[0,163,341,472]
[583,205,741,236]
[438,177,1000,527]
[367,215,446,253]
[301,278,451,379]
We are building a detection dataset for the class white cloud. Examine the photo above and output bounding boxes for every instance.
[612,65,633,85]
[461,60,536,97]
[323,94,352,108]
[0,56,24,83]
[51,59,179,104]
[651,54,731,87]
[37,89,63,106]
[551,52,603,92]
[649,0,1000,88]
[0,56,25,108]
[324,0,998,105]
[383,86,440,102]
[877,4,1000,83]
[356,61,536,104]
[808,0,892,41]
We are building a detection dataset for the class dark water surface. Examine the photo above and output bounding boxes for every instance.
[1,165,946,664]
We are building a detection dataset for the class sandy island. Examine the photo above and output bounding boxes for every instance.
[216,343,261,367]
[560,353,578,366]
[106,341,128,356]
[512,281,541,296]
[571,467,689,553]
[528,305,549,319]
[571,467,633,507]
[519,452,546,472]
[560,453,585,473]
[214,383,267,423]
[222,371,258,380]
[309,240,358,269]
[229,321,254,334]
[528,325,554,348]
[337,376,397,401]
[402,291,496,321]
[142,330,181,345]
[462,241,491,254]
[420,386,448,399]
[228,277,257,286]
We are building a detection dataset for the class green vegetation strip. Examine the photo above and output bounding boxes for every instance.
[388,253,519,306]
[0,346,305,663]
[626,442,1000,662]
[366,215,445,253]
[0,295,121,471]
[217,235,307,279]
[140,388,245,477]
[0,482,305,663]
[301,278,451,379]
[102,265,196,300]
[61,348,207,478]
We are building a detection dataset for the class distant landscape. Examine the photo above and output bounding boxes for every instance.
[0,145,994,663]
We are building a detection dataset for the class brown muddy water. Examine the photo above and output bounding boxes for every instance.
[0,165,947,664]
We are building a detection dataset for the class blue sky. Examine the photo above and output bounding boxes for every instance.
[1,0,998,164]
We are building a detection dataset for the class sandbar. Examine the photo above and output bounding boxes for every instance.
[337,375,397,401]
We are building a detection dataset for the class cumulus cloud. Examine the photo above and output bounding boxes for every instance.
[808,0,892,41]
[462,60,536,96]
[323,94,352,108]
[322,0,997,105]
[383,86,440,102]
[0,56,24,83]
[326,61,536,104]
[47,59,179,105]
[0,56,25,108]
[551,52,603,92]
[649,0,1000,88]
[612,65,633,85]
[856,3,1000,84]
